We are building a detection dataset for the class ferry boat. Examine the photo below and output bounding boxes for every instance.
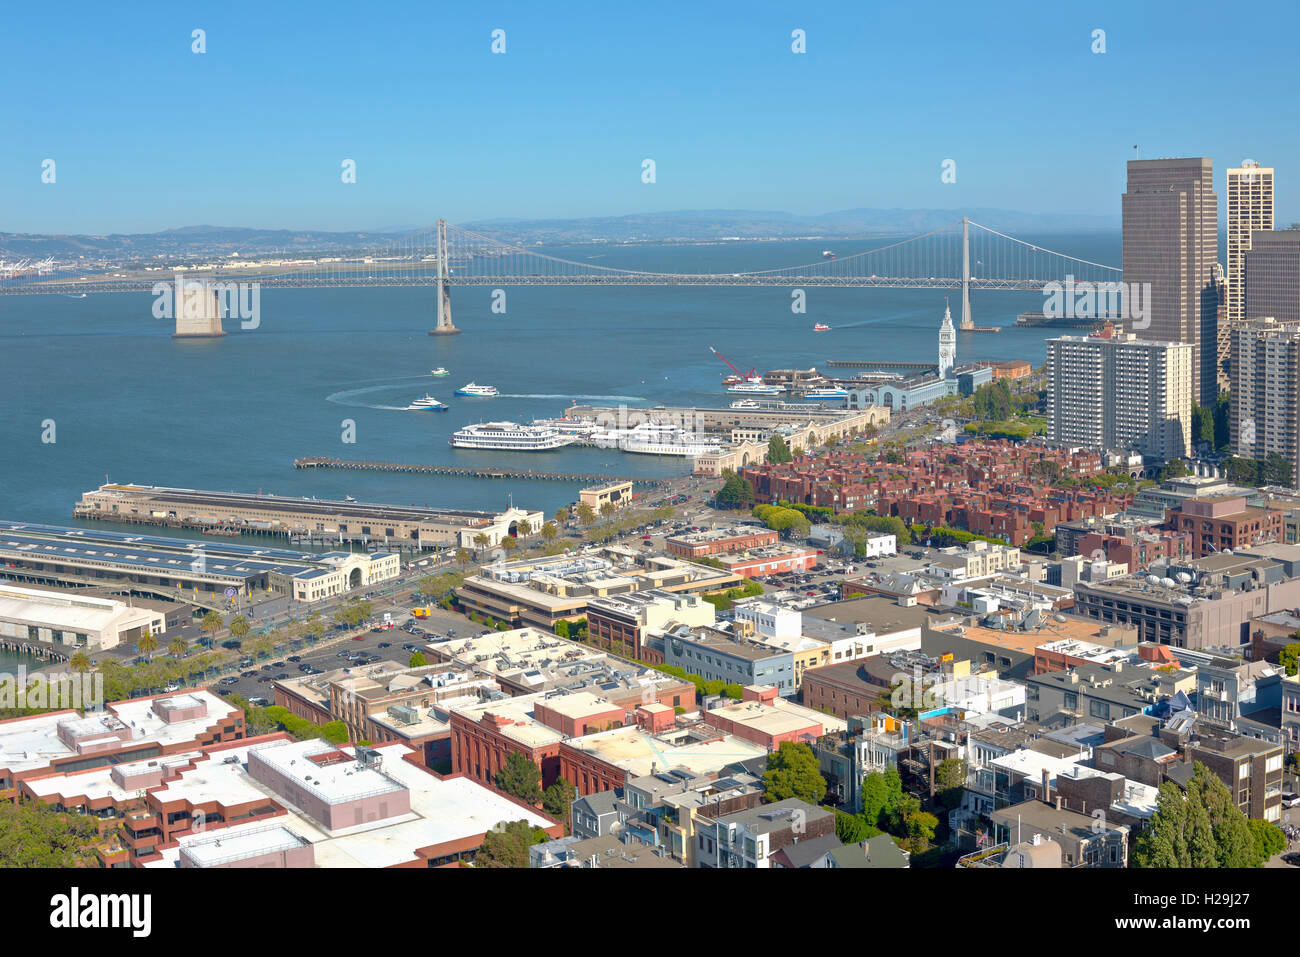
[814,323,830,332]
[729,398,762,409]
[726,381,785,395]
[406,395,449,411]
[449,422,576,450]
[822,250,835,260]
[803,386,850,400]
[429,367,450,377]
[455,382,499,397]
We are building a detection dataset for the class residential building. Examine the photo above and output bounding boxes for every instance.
[694,798,835,869]
[586,590,715,661]
[1172,494,1284,557]
[1229,316,1300,485]
[1225,163,1275,363]
[990,799,1129,866]
[663,626,797,696]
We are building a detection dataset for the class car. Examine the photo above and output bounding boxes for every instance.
[248,696,270,707]
[337,650,351,658]
[275,672,290,679]
[1283,852,1300,867]
[402,643,418,651]
[216,687,233,696]
[257,676,272,683]
[378,642,391,648]
[270,661,285,667]
[287,655,301,662]
[164,683,181,693]
[352,635,365,641]
[240,670,257,678]
[1282,791,1299,808]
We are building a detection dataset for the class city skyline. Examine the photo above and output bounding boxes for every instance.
[4,0,1300,234]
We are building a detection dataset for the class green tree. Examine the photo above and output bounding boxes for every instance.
[766,434,794,464]
[553,508,568,525]
[834,809,877,844]
[861,768,905,832]
[319,720,350,745]
[473,533,490,549]
[495,752,543,805]
[599,502,616,520]
[1262,451,1293,487]
[228,615,251,640]
[1279,641,1300,677]
[409,651,428,667]
[1213,393,1232,451]
[541,522,558,541]
[935,758,967,811]
[455,547,473,566]
[136,629,157,657]
[517,519,532,538]
[714,470,756,511]
[0,802,102,866]
[68,651,91,675]
[576,502,596,525]
[1191,402,1215,448]
[1247,818,1287,862]
[542,778,577,824]
[762,741,827,805]
[200,611,224,636]
[475,820,544,868]
[1132,762,1261,867]
[1160,458,1190,481]
[167,636,188,658]
[904,810,939,855]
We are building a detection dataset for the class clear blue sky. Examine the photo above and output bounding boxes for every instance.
[3,0,1298,234]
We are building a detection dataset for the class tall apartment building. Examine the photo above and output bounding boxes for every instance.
[1226,163,1275,326]
[1047,327,1192,461]
[1244,228,1300,324]
[1122,158,1219,405]
[1229,316,1300,482]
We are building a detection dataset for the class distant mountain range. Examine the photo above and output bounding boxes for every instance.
[0,208,1119,262]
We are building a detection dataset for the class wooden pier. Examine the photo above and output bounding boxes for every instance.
[293,457,664,486]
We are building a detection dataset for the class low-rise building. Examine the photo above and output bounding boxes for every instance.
[665,525,779,558]
[694,798,836,869]
[0,582,167,652]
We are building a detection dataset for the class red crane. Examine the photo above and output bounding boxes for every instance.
[709,346,759,383]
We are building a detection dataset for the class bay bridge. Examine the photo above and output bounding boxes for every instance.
[0,217,1120,333]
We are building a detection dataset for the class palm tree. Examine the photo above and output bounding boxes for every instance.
[575,503,595,525]
[69,651,92,674]
[473,533,490,550]
[455,548,472,566]
[136,630,158,658]
[517,519,532,538]
[541,522,557,542]
[228,615,251,640]
[553,508,568,525]
[200,611,224,636]
[501,537,518,553]
[599,502,616,520]
[168,636,188,658]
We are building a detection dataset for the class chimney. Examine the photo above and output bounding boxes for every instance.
[1041,768,1050,804]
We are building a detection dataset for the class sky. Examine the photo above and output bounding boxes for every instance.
[3,0,1299,234]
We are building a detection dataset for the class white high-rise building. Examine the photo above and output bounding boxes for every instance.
[1227,162,1275,326]
[1047,324,1192,462]
[938,301,956,379]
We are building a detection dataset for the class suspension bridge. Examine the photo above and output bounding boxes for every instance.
[0,217,1120,333]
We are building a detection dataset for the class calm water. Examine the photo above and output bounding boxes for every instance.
[0,234,1119,523]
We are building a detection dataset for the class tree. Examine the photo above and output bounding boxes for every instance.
[540,522,558,541]
[319,720,350,745]
[575,502,596,525]
[1191,403,1215,448]
[501,536,518,553]
[861,768,905,832]
[553,508,568,525]
[762,741,826,805]
[834,809,877,844]
[200,611,224,636]
[904,810,939,855]
[1262,451,1293,487]
[1279,641,1300,677]
[0,802,102,867]
[228,615,251,640]
[409,651,428,667]
[473,533,490,550]
[455,547,473,566]
[68,651,91,675]
[599,502,617,522]
[168,636,188,658]
[714,470,756,511]
[136,629,157,657]
[1213,393,1232,451]
[542,778,577,824]
[935,757,967,811]
[475,820,544,868]
[495,752,542,805]
[766,434,794,464]
[517,519,532,538]
[1132,762,1261,867]
[1247,818,1287,863]
[1160,458,1190,481]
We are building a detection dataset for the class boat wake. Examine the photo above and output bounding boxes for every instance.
[326,381,425,411]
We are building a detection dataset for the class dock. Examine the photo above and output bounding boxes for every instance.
[825,359,936,371]
[292,457,665,486]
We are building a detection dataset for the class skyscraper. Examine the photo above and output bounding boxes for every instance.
[1047,324,1192,461]
[1244,229,1300,325]
[1121,158,1219,405]
[1226,162,1274,325]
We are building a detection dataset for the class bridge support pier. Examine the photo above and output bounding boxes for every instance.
[960,217,973,331]
[172,280,226,338]
[429,219,460,336]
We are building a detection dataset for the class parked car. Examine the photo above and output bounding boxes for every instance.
[287,655,301,662]
[378,642,392,649]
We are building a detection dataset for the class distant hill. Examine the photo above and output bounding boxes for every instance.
[0,208,1119,262]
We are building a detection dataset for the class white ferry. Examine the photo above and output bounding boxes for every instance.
[455,382,499,397]
[803,387,850,400]
[623,431,723,457]
[429,367,450,377]
[726,381,784,395]
[406,395,449,411]
[449,422,576,450]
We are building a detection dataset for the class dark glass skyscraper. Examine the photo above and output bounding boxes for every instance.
[1121,158,1220,405]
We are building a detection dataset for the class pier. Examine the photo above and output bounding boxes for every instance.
[292,457,665,486]
[825,359,937,371]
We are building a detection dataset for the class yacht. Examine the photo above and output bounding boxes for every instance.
[429,367,450,377]
[726,381,785,395]
[406,395,448,411]
[814,323,830,332]
[449,421,576,450]
[455,382,499,397]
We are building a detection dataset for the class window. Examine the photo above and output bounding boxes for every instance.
[1089,699,1109,720]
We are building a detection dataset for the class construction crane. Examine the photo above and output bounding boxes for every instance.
[708,346,760,384]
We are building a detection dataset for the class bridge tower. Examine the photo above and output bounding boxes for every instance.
[429,219,460,336]
[960,217,973,330]
[171,279,226,338]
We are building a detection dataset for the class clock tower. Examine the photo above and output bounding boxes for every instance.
[938,300,956,379]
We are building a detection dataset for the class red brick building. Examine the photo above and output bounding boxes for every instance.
[1173,495,1284,558]
[666,526,779,558]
